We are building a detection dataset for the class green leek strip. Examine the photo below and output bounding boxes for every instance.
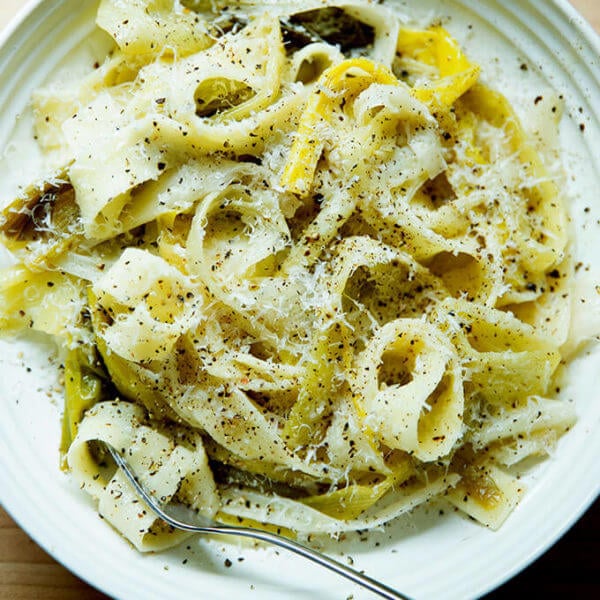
[204,439,325,489]
[300,480,390,520]
[59,347,105,468]
[95,332,169,414]
[299,459,413,520]
[88,289,178,421]
[0,178,83,268]
[282,320,353,450]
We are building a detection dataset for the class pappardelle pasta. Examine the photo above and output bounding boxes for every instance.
[0,0,576,551]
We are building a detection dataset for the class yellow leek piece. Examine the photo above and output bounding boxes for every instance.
[280,58,398,196]
[397,27,480,106]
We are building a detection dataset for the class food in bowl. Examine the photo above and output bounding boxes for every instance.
[0,0,578,551]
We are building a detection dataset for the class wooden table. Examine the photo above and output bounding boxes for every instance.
[1,1,599,598]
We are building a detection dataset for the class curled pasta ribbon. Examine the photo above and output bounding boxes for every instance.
[68,401,219,551]
[323,236,445,337]
[397,27,480,106]
[289,42,344,85]
[280,58,399,196]
[351,319,463,462]
[61,15,290,240]
[187,184,290,281]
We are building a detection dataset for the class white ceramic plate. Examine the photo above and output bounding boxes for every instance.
[0,1,598,599]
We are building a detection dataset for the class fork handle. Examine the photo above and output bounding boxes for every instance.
[201,525,412,600]
[110,446,412,599]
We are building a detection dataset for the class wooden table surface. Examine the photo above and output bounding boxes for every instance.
[1,1,599,599]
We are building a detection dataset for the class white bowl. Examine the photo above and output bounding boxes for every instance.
[0,1,598,599]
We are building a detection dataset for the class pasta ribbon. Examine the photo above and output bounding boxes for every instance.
[458,85,567,279]
[97,0,213,57]
[91,248,203,362]
[351,319,464,461]
[68,401,219,551]
[217,468,459,534]
[446,458,523,530]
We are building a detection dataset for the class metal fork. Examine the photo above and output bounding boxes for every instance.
[104,443,412,600]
